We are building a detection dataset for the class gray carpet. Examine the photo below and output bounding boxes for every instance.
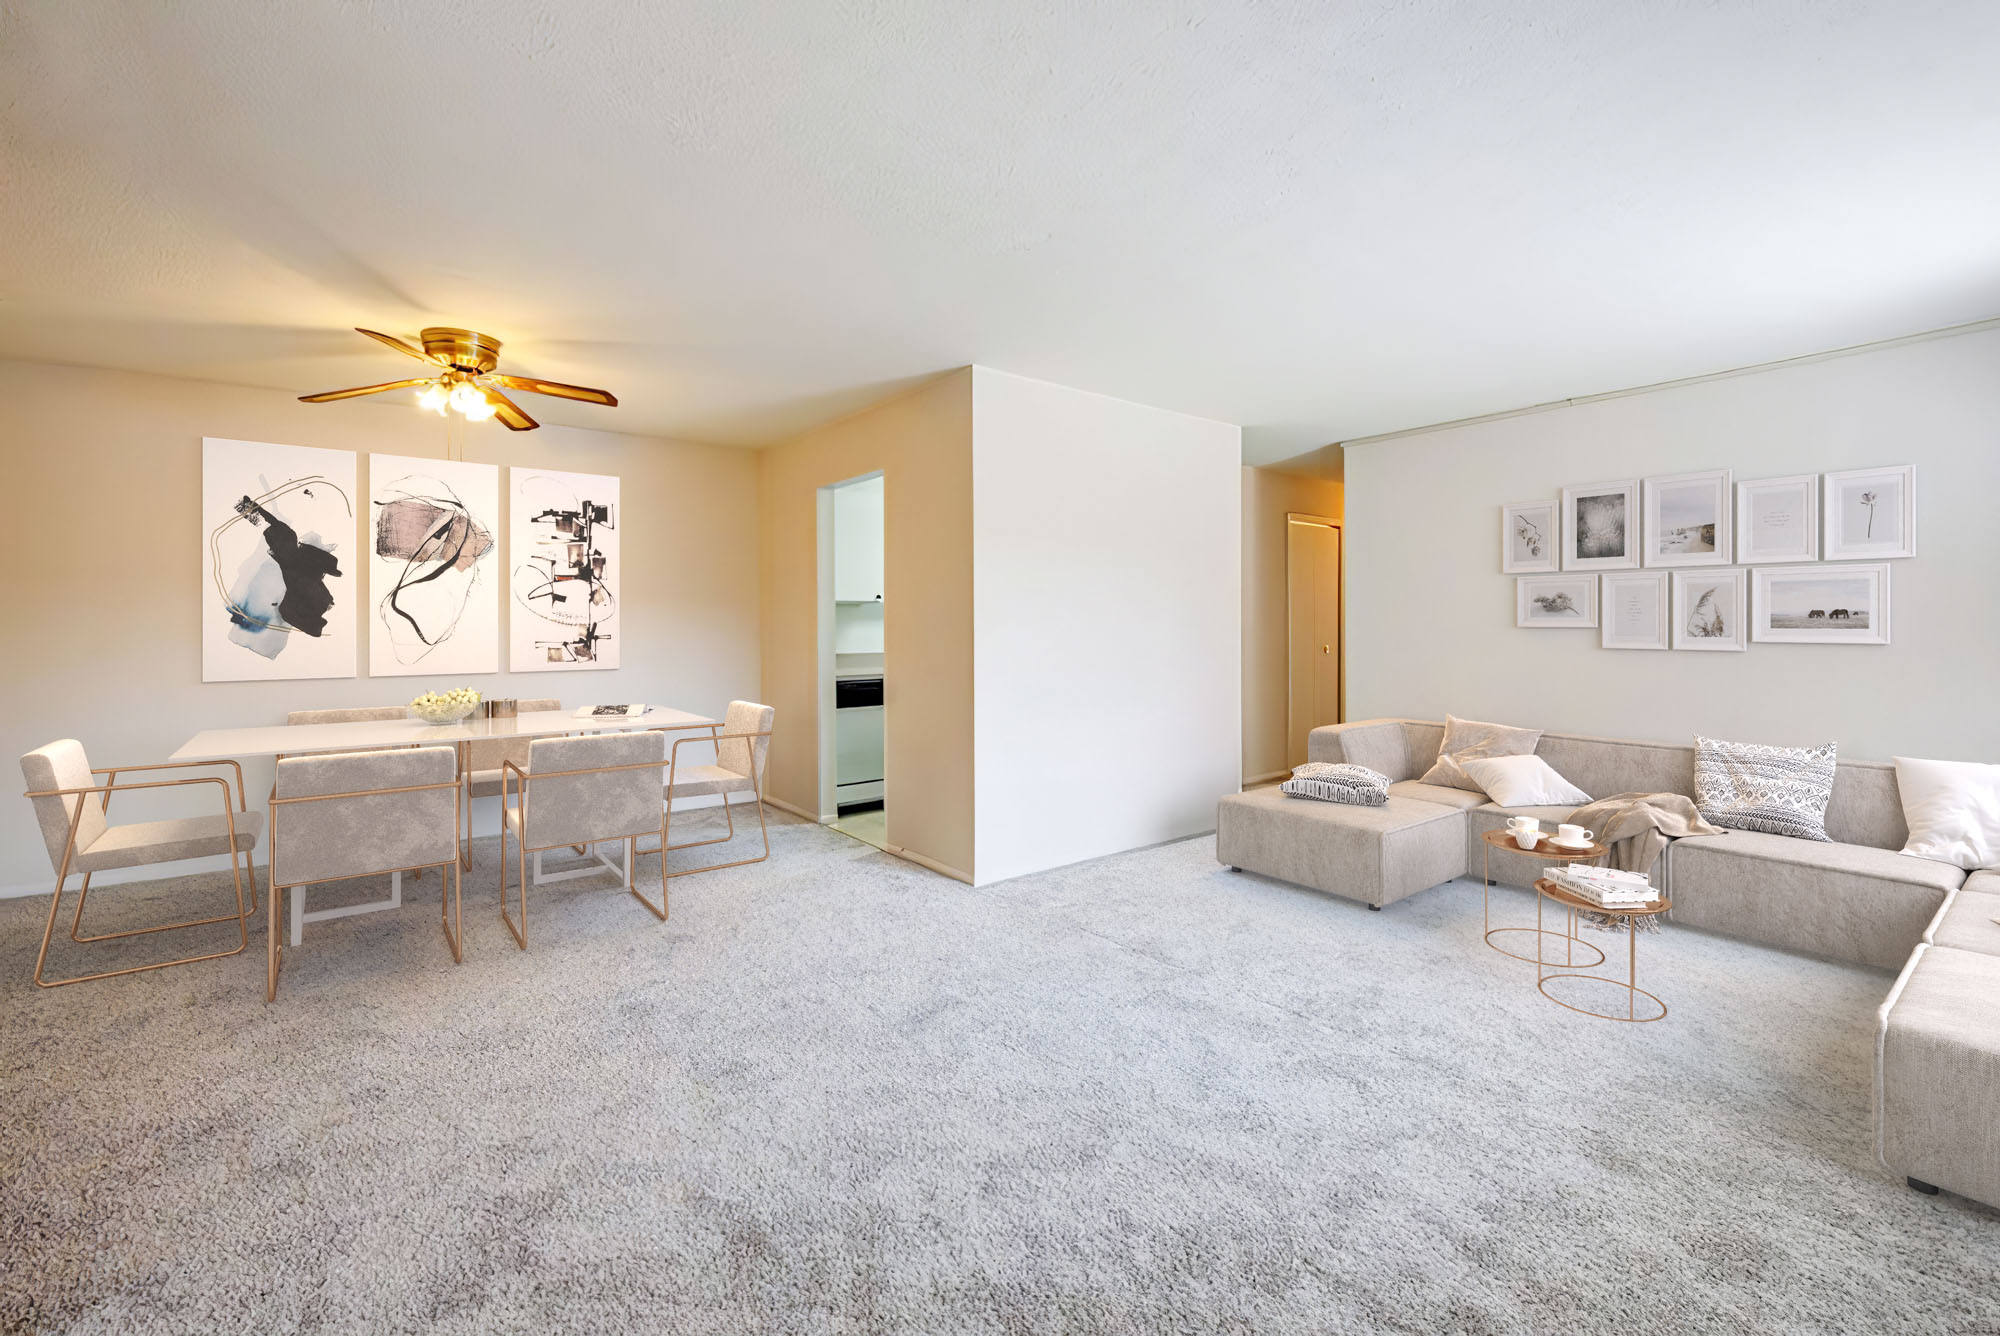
[2,811,1995,1334]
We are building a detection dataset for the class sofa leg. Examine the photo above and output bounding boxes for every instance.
[1227,866,1242,872]
[1908,1177,1940,1196]
[1368,904,1381,912]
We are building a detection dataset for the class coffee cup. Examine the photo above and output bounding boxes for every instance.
[1506,816,1539,833]
[1557,824,1593,846]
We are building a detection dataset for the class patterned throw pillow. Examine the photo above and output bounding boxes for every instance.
[1693,735,1838,842]
[1281,762,1391,807]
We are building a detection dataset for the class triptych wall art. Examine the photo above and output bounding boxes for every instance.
[200,438,621,682]
[1501,465,1912,652]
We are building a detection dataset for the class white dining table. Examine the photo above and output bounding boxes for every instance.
[172,707,721,897]
[170,707,716,763]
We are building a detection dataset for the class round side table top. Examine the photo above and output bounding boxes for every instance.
[1480,828,1609,862]
[1532,877,1671,917]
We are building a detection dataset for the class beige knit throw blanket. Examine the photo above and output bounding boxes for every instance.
[1566,792,1724,879]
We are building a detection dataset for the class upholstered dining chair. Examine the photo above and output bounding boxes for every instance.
[20,739,260,989]
[499,731,669,947]
[266,746,461,1001]
[461,698,560,865]
[658,700,775,881]
[281,704,430,934]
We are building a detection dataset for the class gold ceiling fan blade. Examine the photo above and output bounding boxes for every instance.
[493,374,618,407]
[485,387,540,431]
[298,377,436,403]
[355,327,443,365]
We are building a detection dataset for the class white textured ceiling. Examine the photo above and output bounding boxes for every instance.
[2,2,1996,462]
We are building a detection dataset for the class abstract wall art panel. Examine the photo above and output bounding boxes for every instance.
[368,454,500,676]
[508,467,620,671]
[202,438,358,682]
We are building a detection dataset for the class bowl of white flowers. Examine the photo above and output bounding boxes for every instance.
[410,687,482,724]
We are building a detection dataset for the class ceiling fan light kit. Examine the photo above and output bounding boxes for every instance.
[299,327,618,431]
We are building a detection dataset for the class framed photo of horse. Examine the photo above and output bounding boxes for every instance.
[1752,564,1891,645]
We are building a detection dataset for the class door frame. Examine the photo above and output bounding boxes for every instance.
[816,470,886,824]
[1284,513,1343,767]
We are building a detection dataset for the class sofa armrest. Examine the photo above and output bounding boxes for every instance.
[1306,720,1414,781]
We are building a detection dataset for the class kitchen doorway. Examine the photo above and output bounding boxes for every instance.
[821,472,887,850]
[1286,514,1342,768]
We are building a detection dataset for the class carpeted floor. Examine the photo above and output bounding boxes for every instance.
[2,811,1995,1334]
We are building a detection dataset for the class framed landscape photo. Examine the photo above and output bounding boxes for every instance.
[1752,563,1891,645]
[1735,474,1819,564]
[1561,480,1639,571]
[1517,573,1599,628]
[1670,568,1747,652]
[1601,571,1668,650]
[1642,469,1731,567]
[1823,465,1915,560]
[1500,499,1558,573]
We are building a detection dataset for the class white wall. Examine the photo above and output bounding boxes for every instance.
[971,367,1242,885]
[1344,327,2000,763]
[0,360,762,896]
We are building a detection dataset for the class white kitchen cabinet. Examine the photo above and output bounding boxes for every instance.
[833,475,885,603]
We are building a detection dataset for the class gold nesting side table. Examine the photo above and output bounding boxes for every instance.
[1533,877,1671,1023]
[1479,827,1608,970]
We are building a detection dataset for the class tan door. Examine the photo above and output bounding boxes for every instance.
[1286,517,1343,769]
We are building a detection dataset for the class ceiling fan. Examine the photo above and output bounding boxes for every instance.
[299,327,618,431]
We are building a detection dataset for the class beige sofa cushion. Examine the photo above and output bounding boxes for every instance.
[1924,888,2000,958]
[1668,831,1962,970]
[1419,714,1542,792]
[1387,780,1490,811]
[1877,946,2000,1208]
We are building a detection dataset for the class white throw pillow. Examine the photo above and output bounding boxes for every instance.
[1457,754,1591,809]
[1894,756,2000,870]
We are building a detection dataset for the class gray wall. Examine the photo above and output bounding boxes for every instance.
[1345,326,2000,763]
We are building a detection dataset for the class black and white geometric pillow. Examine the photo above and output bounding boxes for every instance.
[1281,762,1392,807]
[1693,735,1838,842]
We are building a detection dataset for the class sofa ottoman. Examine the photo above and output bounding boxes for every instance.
[1216,788,1466,910]
[1666,831,1963,970]
[1877,945,2000,1207]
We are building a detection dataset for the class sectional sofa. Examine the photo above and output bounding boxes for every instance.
[1214,717,1998,1212]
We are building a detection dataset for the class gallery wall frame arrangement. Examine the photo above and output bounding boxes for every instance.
[368,454,500,676]
[202,437,358,682]
[1561,480,1640,571]
[1735,473,1819,564]
[1501,499,1559,573]
[509,466,621,671]
[1641,469,1731,567]
[1823,465,1916,561]
[1670,568,1747,652]
[1517,573,1599,628]
[1752,563,1892,645]
[1601,571,1669,651]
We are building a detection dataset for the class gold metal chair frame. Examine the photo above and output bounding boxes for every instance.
[266,776,464,1002]
[499,741,675,948]
[24,760,257,989]
[649,726,772,881]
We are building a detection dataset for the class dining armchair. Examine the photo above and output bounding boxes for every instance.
[281,704,429,931]
[499,732,669,947]
[266,746,461,1001]
[658,700,774,881]
[20,739,260,989]
[462,697,560,866]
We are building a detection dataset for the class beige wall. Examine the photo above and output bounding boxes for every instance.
[1345,327,2000,763]
[757,370,975,880]
[1241,455,1343,782]
[0,359,761,893]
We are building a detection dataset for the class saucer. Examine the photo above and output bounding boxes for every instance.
[1547,837,1595,851]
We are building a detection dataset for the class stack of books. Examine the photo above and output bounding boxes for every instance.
[1549,864,1659,909]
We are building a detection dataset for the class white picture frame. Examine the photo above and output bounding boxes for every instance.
[1517,573,1599,628]
[1752,563,1891,645]
[1823,465,1915,560]
[201,437,358,682]
[1670,568,1747,652]
[1561,480,1639,571]
[1642,469,1731,567]
[1500,499,1559,573]
[509,467,621,671]
[368,454,501,677]
[1601,571,1669,650]
[1735,474,1819,564]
